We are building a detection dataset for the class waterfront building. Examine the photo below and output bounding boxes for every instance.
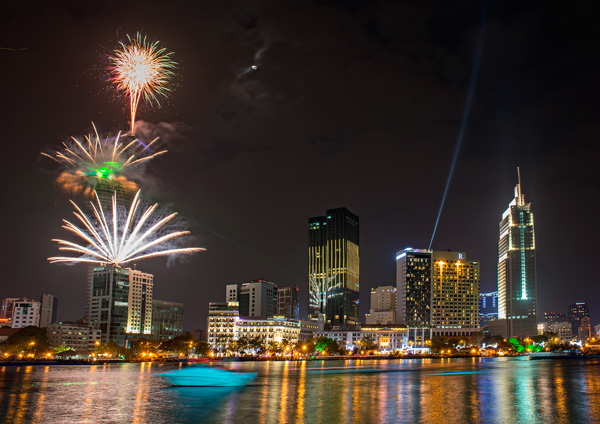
[553,321,573,341]
[479,291,498,328]
[87,265,154,346]
[234,317,301,344]
[494,169,538,338]
[151,300,184,341]
[308,208,360,327]
[47,322,101,352]
[568,302,589,336]
[125,270,153,335]
[207,301,239,347]
[277,286,300,320]
[39,294,59,328]
[396,248,432,328]
[365,286,396,325]
[579,317,591,342]
[361,325,409,351]
[299,319,323,341]
[317,329,362,351]
[396,248,480,337]
[11,299,41,328]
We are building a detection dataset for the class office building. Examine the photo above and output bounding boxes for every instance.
[277,286,300,320]
[125,270,153,335]
[396,248,480,337]
[308,208,360,327]
[227,279,278,318]
[396,248,432,328]
[479,291,498,328]
[494,169,537,338]
[568,302,589,336]
[87,265,154,346]
[366,285,396,325]
[151,300,184,341]
[39,294,59,328]
[11,299,41,328]
[48,322,101,352]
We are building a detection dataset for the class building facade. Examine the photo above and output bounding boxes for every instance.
[309,208,360,327]
[396,248,432,328]
[207,302,239,348]
[48,322,102,352]
[151,300,184,341]
[125,270,153,335]
[1,298,20,323]
[234,317,301,344]
[479,291,498,328]
[39,294,59,328]
[277,286,300,320]
[396,248,480,337]
[11,299,41,328]
[568,302,589,336]
[366,286,396,325]
[495,170,537,338]
[87,266,154,346]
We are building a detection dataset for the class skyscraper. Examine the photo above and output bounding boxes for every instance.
[365,285,396,325]
[479,291,498,328]
[308,208,359,327]
[277,286,300,320]
[493,169,537,338]
[87,265,154,346]
[396,248,480,337]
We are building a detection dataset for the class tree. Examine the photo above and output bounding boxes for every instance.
[194,341,211,357]
[359,336,377,352]
[3,326,50,356]
[249,337,266,354]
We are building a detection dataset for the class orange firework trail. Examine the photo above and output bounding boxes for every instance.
[106,33,176,134]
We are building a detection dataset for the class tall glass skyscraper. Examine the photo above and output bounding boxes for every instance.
[308,208,359,327]
[495,169,537,338]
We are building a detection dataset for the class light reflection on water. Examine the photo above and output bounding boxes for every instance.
[1,358,599,423]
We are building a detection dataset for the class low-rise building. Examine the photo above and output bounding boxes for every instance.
[234,317,300,344]
[11,299,41,328]
[553,321,572,341]
[361,325,409,351]
[48,322,102,352]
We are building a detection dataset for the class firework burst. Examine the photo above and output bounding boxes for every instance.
[49,190,204,266]
[106,32,177,134]
[42,123,166,197]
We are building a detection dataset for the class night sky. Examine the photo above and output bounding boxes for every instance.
[1,1,598,330]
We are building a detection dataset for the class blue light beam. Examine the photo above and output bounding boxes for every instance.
[428,1,487,251]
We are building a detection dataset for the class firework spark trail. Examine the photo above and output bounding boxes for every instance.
[49,190,204,266]
[42,123,167,196]
[106,33,177,134]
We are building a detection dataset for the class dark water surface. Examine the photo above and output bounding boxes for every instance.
[1,357,600,423]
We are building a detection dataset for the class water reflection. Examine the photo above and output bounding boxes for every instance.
[1,358,600,423]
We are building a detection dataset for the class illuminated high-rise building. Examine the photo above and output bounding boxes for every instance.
[493,169,537,338]
[396,248,480,337]
[39,294,59,328]
[308,208,360,327]
[87,265,154,346]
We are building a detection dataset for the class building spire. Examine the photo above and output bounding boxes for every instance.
[516,166,523,206]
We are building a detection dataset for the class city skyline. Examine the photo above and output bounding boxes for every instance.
[1,2,599,330]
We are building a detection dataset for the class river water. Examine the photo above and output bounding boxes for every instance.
[1,357,599,423]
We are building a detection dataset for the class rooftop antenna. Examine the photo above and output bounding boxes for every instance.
[517,166,522,206]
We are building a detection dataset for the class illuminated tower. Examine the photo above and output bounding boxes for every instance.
[308,208,359,327]
[496,168,537,338]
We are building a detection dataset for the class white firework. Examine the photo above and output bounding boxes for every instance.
[49,190,204,266]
